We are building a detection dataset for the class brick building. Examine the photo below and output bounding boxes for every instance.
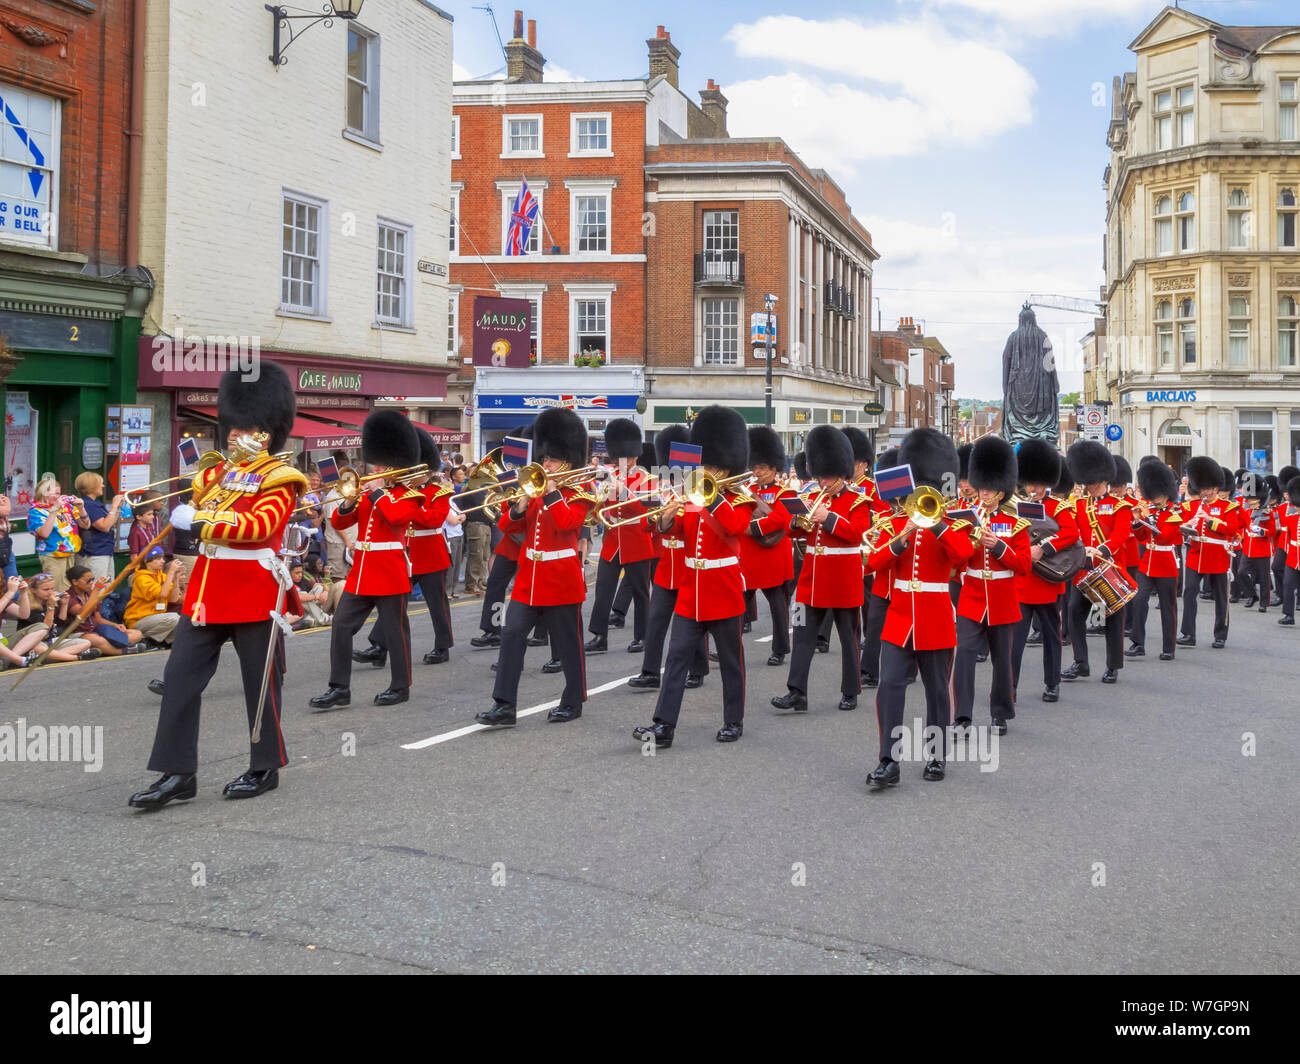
[870,319,957,449]
[1,0,152,546]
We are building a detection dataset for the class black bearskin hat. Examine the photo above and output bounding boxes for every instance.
[688,405,749,474]
[1139,454,1161,467]
[604,417,642,460]
[875,447,900,474]
[842,426,874,469]
[748,426,786,471]
[637,443,657,472]
[1290,478,1300,508]
[414,427,441,473]
[957,443,973,482]
[362,409,420,468]
[899,427,959,492]
[1242,471,1269,502]
[1185,456,1222,495]
[969,435,1018,499]
[1015,438,1061,489]
[793,452,808,480]
[217,360,295,454]
[805,424,854,479]
[655,424,690,468]
[1054,456,1074,497]
[1222,466,1238,495]
[1066,440,1115,487]
[1265,474,1282,506]
[1112,455,1133,489]
[1138,460,1177,504]
[1278,465,1300,491]
[533,407,588,468]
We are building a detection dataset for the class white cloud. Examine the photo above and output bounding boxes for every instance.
[542,63,585,83]
[912,0,1160,36]
[452,59,583,82]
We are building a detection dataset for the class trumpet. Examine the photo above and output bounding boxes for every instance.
[600,469,752,528]
[862,486,949,554]
[332,463,431,503]
[793,481,839,531]
[455,463,605,516]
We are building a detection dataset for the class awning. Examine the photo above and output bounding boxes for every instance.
[179,406,361,451]
[302,408,470,446]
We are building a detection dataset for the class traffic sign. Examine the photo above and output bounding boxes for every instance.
[1105,424,1123,442]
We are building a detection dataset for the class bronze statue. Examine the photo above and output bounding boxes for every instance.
[1002,303,1059,444]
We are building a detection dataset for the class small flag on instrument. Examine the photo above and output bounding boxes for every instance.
[779,495,810,516]
[317,457,340,483]
[501,436,532,469]
[495,470,519,487]
[667,441,703,469]
[1016,500,1046,521]
[948,507,978,524]
[876,463,914,501]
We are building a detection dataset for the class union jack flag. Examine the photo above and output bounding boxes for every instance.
[506,180,539,256]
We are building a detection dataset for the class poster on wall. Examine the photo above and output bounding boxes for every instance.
[4,390,38,520]
[110,405,154,498]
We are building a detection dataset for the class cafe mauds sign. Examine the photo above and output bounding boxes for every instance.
[299,369,363,392]
[472,296,531,368]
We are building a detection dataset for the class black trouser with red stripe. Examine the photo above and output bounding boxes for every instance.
[876,638,953,762]
[639,583,709,679]
[1282,567,1300,621]
[861,592,889,683]
[1128,572,1176,655]
[654,612,744,727]
[1239,556,1272,606]
[1181,569,1228,643]
[1068,585,1124,670]
[149,616,287,775]
[744,584,790,656]
[786,604,860,699]
[369,569,452,651]
[330,590,411,691]
[589,556,650,640]
[954,615,1015,723]
[1272,548,1287,601]
[1012,600,1062,691]
[493,600,585,712]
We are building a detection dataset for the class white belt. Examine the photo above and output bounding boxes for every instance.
[661,538,685,549]
[526,548,576,562]
[897,580,950,593]
[355,541,405,552]
[200,545,275,561]
[408,529,443,538]
[1147,545,1177,553]
[810,546,861,556]
[687,556,738,570]
[964,568,1014,580]
[1188,536,1228,546]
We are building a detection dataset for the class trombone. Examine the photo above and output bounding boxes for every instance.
[455,463,605,516]
[599,469,751,528]
[862,486,949,554]
[292,464,431,516]
[124,450,230,505]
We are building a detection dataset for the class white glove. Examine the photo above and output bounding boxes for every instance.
[171,503,197,531]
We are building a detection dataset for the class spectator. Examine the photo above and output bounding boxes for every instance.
[306,554,345,616]
[462,488,492,596]
[286,558,331,629]
[0,492,15,582]
[444,467,468,598]
[170,490,201,585]
[124,548,184,647]
[128,490,167,557]
[75,472,126,584]
[64,565,145,656]
[27,477,90,591]
[0,573,99,666]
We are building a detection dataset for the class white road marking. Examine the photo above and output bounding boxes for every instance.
[401,673,639,750]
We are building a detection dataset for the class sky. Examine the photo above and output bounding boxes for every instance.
[442,0,1298,400]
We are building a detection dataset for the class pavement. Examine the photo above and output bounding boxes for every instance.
[2,583,1297,974]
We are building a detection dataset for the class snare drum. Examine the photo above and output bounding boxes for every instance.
[1078,559,1137,616]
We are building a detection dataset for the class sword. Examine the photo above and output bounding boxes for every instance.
[252,524,310,744]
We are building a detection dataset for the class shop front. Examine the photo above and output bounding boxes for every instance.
[646,398,879,458]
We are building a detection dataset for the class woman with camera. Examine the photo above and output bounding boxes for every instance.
[27,478,91,591]
[0,573,99,666]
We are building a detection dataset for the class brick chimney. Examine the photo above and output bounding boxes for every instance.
[699,79,729,137]
[505,9,544,84]
[647,26,680,89]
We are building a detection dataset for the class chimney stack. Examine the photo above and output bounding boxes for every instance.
[647,26,680,89]
[699,79,729,137]
[505,9,545,83]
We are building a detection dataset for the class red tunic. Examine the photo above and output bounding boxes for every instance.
[184,454,306,625]
[597,468,656,565]
[407,483,453,576]
[1280,506,1300,568]
[1240,506,1275,559]
[795,486,873,608]
[648,509,689,591]
[1072,494,1134,586]
[1179,497,1242,574]
[741,480,795,589]
[500,486,594,607]
[333,485,424,596]
[1015,494,1079,605]
[1136,506,1184,578]
[664,492,756,622]
[957,508,1031,626]
[1120,490,1142,567]
[867,515,975,650]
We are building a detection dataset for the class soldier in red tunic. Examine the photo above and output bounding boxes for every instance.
[772,426,873,714]
[477,408,596,726]
[1234,474,1273,612]
[1127,459,1183,659]
[862,448,902,689]
[633,406,755,748]
[1177,456,1242,648]
[742,427,795,667]
[866,428,974,788]
[130,362,307,809]
[311,411,424,710]
[1271,465,1299,609]
[1278,475,1300,625]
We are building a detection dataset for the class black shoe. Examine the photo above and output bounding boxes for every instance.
[952,717,972,734]
[541,658,563,674]
[1279,616,1296,626]
[627,672,660,689]
[862,673,879,688]
[476,702,516,727]
[837,696,857,711]
[1200,591,1213,601]
[1229,594,1241,604]
[1042,686,1059,702]
[78,648,103,662]
[352,644,386,667]
[1244,596,1258,608]
[1176,634,1196,646]
[1211,638,1225,649]
[922,758,945,781]
[583,635,608,653]
[120,644,145,655]
[684,673,703,689]
[716,722,743,742]
[708,650,719,662]
[1025,632,1043,645]
[547,706,581,723]
[1159,651,1175,660]
[867,760,900,789]
[815,637,830,654]
[490,661,497,672]
[627,639,645,653]
[607,613,626,629]
[470,632,501,648]
[1060,662,1089,681]
[1101,669,1118,683]
[1086,624,1105,634]
[309,686,351,709]
[975,652,988,663]
[633,722,674,747]
[147,678,165,696]
[771,691,808,713]
[741,621,752,634]
[1271,596,1283,607]
[1259,606,1268,613]
[526,634,548,647]
[223,768,278,799]
[766,653,786,666]
[374,688,409,706]
[1125,644,1144,657]
[991,717,1008,736]
[423,648,450,665]
[129,773,197,810]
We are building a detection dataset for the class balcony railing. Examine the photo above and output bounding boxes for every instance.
[694,252,744,285]
[823,282,855,318]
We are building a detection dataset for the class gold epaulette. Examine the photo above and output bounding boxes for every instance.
[948,519,972,533]
[849,492,874,511]
[1012,517,1032,536]
[1113,497,1133,510]
[394,485,424,501]
[1224,499,1240,512]
[429,483,455,500]
[568,489,598,506]
[260,461,310,494]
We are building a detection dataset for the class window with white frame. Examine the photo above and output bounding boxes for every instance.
[1154,195,1173,255]
[447,292,459,358]
[1278,187,1298,248]
[281,192,326,314]
[1227,187,1251,248]
[574,193,608,253]
[1176,191,1195,252]
[527,296,540,360]
[0,83,59,249]
[451,115,460,158]
[448,192,458,254]
[1279,295,1299,368]
[575,298,607,359]
[1238,410,1274,471]
[376,220,412,326]
[570,113,611,155]
[1282,79,1298,141]
[500,186,542,253]
[1155,298,1174,369]
[503,115,542,156]
[1153,85,1194,149]
[346,27,380,141]
[1228,294,1250,367]
[1177,296,1196,365]
[702,210,739,279]
[702,298,739,365]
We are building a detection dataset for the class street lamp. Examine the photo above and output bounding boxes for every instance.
[763,293,778,428]
[267,1,365,67]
